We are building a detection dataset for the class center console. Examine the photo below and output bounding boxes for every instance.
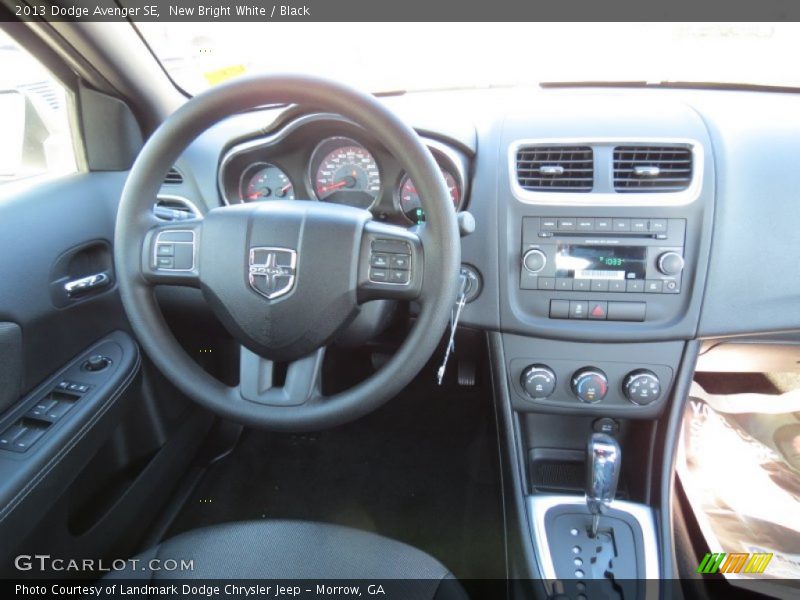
[485,97,717,595]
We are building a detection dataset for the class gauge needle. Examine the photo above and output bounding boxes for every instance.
[280,183,293,194]
[319,177,355,194]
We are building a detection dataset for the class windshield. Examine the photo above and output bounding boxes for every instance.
[136,23,800,94]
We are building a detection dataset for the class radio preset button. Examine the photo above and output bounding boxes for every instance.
[608,280,626,292]
[590,279,609,292]
[577,218,594,231]
[631,219,648,233]
[556,278,573,291]
[573,280,590,291]
[626,280,645,293]
[648,219,668,233]
[537,277,556,290]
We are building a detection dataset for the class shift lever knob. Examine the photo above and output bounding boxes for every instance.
[586,432,620,536]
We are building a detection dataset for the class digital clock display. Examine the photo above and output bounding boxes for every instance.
[555,245,647,280]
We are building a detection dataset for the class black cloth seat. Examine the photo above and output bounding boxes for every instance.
[107,520,466,599]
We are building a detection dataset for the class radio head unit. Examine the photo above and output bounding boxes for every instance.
[520,217,686,300]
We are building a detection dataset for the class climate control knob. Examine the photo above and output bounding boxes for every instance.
[520,364,557,399]
[623,369,661,405]
[657,251,684,276]
[571,368,608,403]
[522,249,547,273]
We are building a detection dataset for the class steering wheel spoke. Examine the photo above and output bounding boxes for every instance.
[239,345,325,406]
[141,220,203,287]
[357,221,423,302]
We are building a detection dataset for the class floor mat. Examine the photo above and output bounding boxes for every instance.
[165,362,505,581]
[677,378,800,595]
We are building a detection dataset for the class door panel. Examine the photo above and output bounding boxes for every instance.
[0,171,130,393]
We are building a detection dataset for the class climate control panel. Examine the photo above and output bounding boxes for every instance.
[504,335,681,418]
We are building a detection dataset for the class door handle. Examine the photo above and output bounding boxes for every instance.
[64,272,111,297]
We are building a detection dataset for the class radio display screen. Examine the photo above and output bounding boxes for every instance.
[555,245,647,280]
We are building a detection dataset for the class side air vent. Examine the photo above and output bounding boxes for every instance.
[164,168,184,185]
[154,196,201,221]
[613,146,693,192]
[515,146,594,192]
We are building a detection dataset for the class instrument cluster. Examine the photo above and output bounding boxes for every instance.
[218,115,469,226]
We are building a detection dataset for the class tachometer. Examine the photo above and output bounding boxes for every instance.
[241,163,294,202]
[399,169,460,225]
[310,138,381,209]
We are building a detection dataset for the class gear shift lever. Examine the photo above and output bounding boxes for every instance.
[586,432,620,537]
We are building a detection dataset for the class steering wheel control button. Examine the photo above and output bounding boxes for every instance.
[154,230,195,271]
[522,249,547,273]
[550,299,570,319]
[623,370,662,405]
[521,364,557,399]
[587,301,608,320]
[389,254,410,269]
[368,239,412,285]
[388,270,410,284]
[571,368,609,403]
[369,268,388,282]
[370,253,390,268]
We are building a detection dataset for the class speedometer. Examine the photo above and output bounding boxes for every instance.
[310,137,381,209]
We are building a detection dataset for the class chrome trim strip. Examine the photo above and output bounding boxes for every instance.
[527,494,660,595]
[508,137,704,207]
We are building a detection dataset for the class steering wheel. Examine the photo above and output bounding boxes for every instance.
[115,75,461,431]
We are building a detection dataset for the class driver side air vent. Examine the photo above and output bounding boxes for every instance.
[164,168,184,185]
[515,146,594,192]
[613,146,693,192]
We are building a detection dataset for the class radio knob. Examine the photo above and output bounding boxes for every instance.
[657,251,684,276]
[522,249,547,273]
[571,368,608,404]
[623,369,661,405]
[521,364,557,399]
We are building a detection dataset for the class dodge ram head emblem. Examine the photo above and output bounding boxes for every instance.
[248,247,297,299]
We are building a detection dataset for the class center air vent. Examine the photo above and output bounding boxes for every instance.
[164,168,184,185]
[613,146,693,192]
[515,146,594,192]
